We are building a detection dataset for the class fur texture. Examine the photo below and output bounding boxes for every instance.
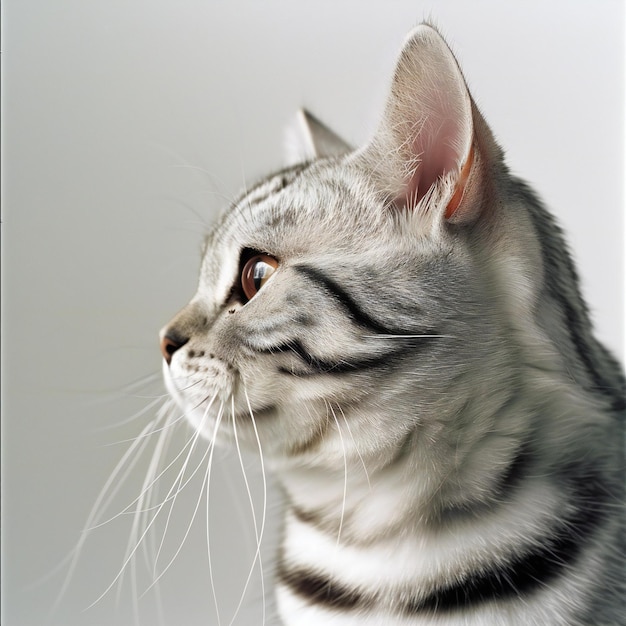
[161,24,625,625]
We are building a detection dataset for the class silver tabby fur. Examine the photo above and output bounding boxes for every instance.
[161,24,625,625]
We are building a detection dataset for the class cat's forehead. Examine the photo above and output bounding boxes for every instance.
[234,162,311,208]
[212,159,395,258]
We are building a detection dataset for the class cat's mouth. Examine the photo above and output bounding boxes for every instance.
[163,353,234,399]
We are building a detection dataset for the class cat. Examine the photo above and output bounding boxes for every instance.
[160,23,625,625]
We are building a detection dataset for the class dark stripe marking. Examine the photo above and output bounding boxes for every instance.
[274,339,394,375]
[287,420,332,456]
[277,563,369,611]
[293,265,409,336]
[491,442,533,499]
[258,338,432,377]
[440,438,534,520]
[232,162,311,210]
[517,181,626,413]
[282,465,610,616]
[406,465,608,614]
[291,505,324,527]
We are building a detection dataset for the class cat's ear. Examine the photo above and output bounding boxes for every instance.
[284,109,352,165]
[363,25,490,224]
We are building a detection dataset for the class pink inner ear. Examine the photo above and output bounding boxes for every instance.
[403,113,464,207]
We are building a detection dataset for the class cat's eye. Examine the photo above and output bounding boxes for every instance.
[241,254,279,301]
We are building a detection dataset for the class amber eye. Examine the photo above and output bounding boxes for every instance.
[241,254,279,301]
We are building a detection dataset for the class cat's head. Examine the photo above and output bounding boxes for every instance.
[160,25,540,471]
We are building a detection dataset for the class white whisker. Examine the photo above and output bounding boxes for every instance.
[141,419,172,626]
[50,400,172,618]
[206,402,226,626]
[151,394,218,577]
[245,388,267,626]
[337,404,370,489]
[86,371,163,410]
[118,371,163,392]
[84,398,216,611]
[141,429,215,597]
[96,395,167,433]
[228,391,267,626]
[116,401,181,606]
[102,406,188,447]
[328,403,348,548]
[116,398,172,608]
[88,396,217,531]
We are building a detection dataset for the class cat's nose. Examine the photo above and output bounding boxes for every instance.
[160,331,188,365]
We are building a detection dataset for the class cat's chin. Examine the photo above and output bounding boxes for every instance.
[166,390,279,448]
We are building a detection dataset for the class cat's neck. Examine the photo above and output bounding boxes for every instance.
[275,444,417,541]
[271,363,612,545]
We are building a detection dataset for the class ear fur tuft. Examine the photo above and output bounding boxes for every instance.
[362,24,488,224]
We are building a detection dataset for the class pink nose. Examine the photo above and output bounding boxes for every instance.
[160,333,187,365]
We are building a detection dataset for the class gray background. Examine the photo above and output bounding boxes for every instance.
[2,1,623,625]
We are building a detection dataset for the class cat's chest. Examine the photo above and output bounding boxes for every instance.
[274,479,576,626]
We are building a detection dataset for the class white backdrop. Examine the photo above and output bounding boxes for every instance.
[2,1,623,625]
